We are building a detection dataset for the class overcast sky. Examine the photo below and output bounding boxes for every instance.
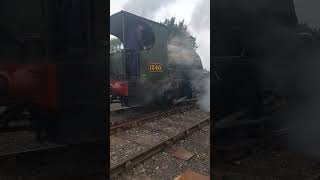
[110,0,210,70]
[110,0,320,71]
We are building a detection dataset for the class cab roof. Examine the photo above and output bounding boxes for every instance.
[110,10,168,46]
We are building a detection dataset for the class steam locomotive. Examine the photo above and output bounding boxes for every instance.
[110,11,208,107]
[0,0,107,144]
[213,0,314,119]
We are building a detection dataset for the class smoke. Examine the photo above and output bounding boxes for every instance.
[196,75,210,112]
[121,0,210,70]
[294,0,320,29]
[211,0,320,158]
[189,0,210,70]
[119,0,210,111]
[286,52,320,159]
[189,0,210,32]
[255,21,320,159]
[122,0,175,19]
[187,0,210,112]
[167,36,210,112]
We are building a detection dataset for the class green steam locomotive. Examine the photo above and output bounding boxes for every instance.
[110,11,208,107]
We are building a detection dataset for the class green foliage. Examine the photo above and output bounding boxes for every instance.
[110,37,122,52]
[161,17,198,50]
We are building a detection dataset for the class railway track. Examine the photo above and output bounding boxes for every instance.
[213,93,288,162]
[110,104,196,135]
[0,128,107,179]
[110,105,142,116]
[213,109,289,162]
[211,106,291,179]
[110,98,197,115]
[110,105,209,178]
[110,99,197,126]
[0,141,107,179]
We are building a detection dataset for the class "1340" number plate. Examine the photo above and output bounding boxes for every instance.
[148,63,163,72]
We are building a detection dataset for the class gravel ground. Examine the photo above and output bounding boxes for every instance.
[0,131,61,155]
[0,130,106,180]
[0,143,106,180]
[110,104,169,125]
[110,103,197,126]
[120,127,169,147]
[212,139,320,180]
[110,103,129,111]
[180,109,210,120]
[113,124,210,180]
[111,107,210,180]
[110,136,146,167]
[111,104,320,180]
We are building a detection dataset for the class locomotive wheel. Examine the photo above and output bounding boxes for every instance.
[184,83,193,99]
[158,92,174,107]
[120,96,129,106]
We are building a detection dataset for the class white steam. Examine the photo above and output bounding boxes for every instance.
[112,0,210,112]
[188,0,210,112]
[197,76,210,112]
[118,0,210,70]
[189,0,210,70]
[123,0,175,19]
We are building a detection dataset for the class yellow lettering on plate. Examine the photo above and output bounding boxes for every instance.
[148,63,163,72]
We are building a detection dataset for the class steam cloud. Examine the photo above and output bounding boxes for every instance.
[121,0,210,112]
[196,76,210,112]
[122,0,210,70]
[255,19,320,159]
[189,0,210,70]
[188,0,210,112]
[294,0,320,29]
[168,36,210,112]
[212,0,320,158]
[123,0,175,19]
[286,51,320,159]
[190,0,210,32]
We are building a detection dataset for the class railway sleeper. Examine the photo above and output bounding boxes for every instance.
[111,118,209,177]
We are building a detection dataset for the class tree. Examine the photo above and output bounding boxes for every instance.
[161,17,198,50]
[110,37,122,52]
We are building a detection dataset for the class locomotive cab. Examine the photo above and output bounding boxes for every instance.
[110,11,170,106]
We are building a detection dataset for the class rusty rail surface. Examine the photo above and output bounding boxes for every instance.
[110,117,210,178]
[110,99,197,115]
[110,106,142,116]
[110,104,195,135]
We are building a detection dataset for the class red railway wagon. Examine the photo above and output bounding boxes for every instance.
[110,80,128,97]
[0,64,56,107]
[0,0,107,144]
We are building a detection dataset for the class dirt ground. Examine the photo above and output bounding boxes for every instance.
[213,141,320,180]
[113,124,210,180]
[112,126,320,180]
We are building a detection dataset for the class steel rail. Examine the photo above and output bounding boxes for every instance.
[110,104,195,135]
[110,117,210,178]
[110,99,197,115]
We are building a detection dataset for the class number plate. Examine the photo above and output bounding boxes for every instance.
[148,63,163,72]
